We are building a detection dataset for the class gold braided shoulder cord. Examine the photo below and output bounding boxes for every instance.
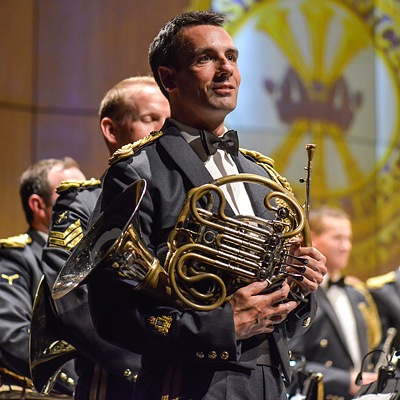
[56,178,102,194]
[239,148,294,213]
[349,279,382,350]
[0,233,32,248]
[108,130,164,165]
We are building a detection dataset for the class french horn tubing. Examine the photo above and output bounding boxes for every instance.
[164,173,311,311]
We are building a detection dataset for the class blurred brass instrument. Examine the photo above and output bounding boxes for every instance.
[302,144,317,220]
[29,277,76,395]
[0,367,34,390]
[52,145,316,312]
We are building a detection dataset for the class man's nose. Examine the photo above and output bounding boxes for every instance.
[216,57,234,76]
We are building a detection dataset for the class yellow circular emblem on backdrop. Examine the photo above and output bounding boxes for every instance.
[188,0,400,278]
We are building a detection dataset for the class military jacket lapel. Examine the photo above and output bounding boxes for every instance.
[158,125,235,215]
[233,153,276,220]
[158,126,214,190]
[316,287,351,355]
[345,285,369,357]
[28,229,46,264]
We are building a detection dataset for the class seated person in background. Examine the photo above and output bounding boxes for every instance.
[289,206,382,400]
[366,266,400,351]
[0,157,85,396]
[39,76,170,400]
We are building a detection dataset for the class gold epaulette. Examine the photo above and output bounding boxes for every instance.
[108,130,164,165]
[56,178,101,194]
[0,233,32,248]
[239,148,293,193]
[366,271,396,289]
[349,279,382,349]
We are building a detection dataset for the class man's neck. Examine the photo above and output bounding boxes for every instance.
[170,113,226,136]
[328,271,342,281]
[31,221,49,235]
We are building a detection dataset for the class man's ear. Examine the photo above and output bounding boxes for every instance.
[101,117,118,146]
[158,66,176,94]
[28,194,47,219]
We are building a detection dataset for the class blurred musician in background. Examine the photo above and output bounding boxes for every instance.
[366,267,400,352]
[0,157,85,397]
[289,206,382,400]
[38,76,170,399]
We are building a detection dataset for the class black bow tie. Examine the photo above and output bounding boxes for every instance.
[327,276,345,289]
[200,130,239,157]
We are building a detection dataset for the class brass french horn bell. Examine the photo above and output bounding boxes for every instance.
[52,179,149,300]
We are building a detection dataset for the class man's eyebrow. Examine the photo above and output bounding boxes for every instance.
[192,47,239,56]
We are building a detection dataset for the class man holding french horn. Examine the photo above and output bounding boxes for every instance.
[83,11,327,400]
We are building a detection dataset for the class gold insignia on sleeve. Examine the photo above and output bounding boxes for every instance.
[0,234,32,248]
[49,219,83,250]
[108,130,164,165]
[148,315,172,335]
[57,211,68,224]
[56,178,101,194]
[1,274,20,285]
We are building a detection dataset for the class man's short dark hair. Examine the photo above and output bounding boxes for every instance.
[20,157,79,225]
[149,11,228,98]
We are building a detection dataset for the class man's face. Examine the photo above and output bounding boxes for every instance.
[166,24,241,129]
[116,84,170,147]
[311,216,353,277]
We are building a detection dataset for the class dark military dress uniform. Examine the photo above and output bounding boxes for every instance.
[87,122,317,400]
[367,267,400,350]
[0,229,76,396]
[40,178,140,400]
[289,280,382,400]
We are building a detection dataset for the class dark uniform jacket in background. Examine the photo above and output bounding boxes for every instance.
[289,283,381,400]
[88,122,317,400]
[41,179,140,400]
[0,228,76,395]
[367,267,400,350]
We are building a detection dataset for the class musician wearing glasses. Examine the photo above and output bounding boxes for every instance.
[289,206,382,400]
[86,11,327,400]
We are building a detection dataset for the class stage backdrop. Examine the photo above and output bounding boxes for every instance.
[0,0,187,239]
[189,0,400,279]
[1,0,399,279]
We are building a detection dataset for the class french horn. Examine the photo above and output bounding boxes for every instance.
[162,173,311,311]
[53,169,313,312]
